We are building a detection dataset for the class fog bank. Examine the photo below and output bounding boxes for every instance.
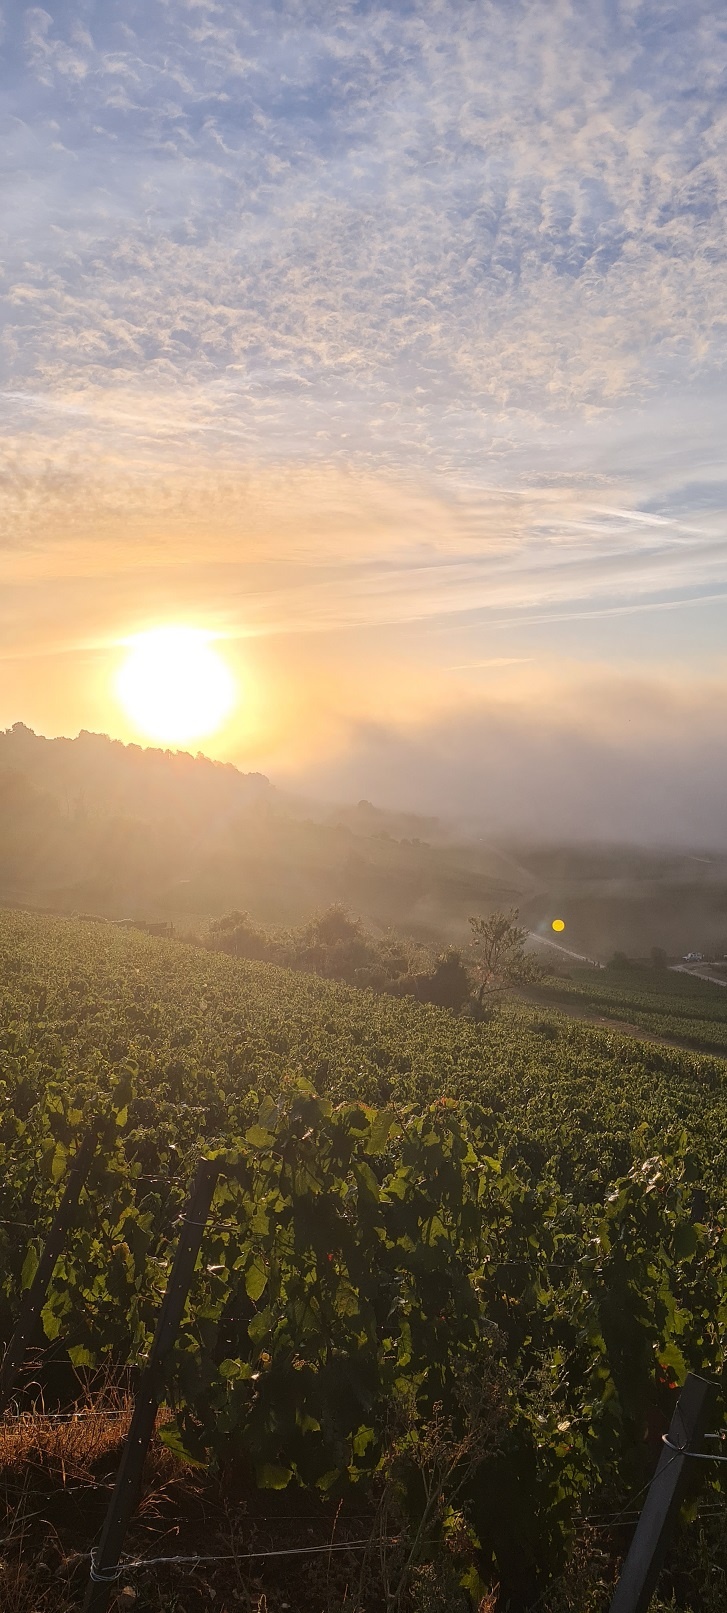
[280,675,727,849]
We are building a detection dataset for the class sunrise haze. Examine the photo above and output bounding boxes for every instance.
[3,1,727,842]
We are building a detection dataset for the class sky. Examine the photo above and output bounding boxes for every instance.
[2,0,727,842]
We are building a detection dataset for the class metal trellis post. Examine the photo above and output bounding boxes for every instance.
[609,1371,718,1613]
[83,1157,220,1613]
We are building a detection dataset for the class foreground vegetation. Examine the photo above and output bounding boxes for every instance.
[3,910,727,1609]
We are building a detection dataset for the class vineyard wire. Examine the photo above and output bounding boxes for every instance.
[604,1452,680,1525]
[89,1537,402,1583]
[521,1450,684,1611]
[662,1433,727,1462]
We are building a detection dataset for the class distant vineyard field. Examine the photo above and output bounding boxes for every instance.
[3,910,727,1604]
[532,964,727,1053]
[3,912,727,1192]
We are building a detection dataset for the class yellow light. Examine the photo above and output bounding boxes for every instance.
[116,627,237,745]
[551,918,565,933]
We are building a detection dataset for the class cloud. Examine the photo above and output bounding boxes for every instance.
[3,0,727,845]
[4,0,727,433]
[446,658,533,670]
[4,2,727,550]
[280,665,727,848]
[2,408,727,654]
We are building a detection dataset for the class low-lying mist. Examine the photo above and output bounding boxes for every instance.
[280,668,727,850]
[3,720,727,962]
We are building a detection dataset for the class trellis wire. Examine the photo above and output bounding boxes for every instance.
[663,1433,727,1463]
[89,1536,400,1583]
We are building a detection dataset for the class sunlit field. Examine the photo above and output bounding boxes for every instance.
[3,910,727,1609]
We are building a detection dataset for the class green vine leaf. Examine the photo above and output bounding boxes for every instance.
[245,1257,268,1302]
[257,1462,293,1490]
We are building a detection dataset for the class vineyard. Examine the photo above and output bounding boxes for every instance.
[3,910,727,1611]
[533,965,727,1055]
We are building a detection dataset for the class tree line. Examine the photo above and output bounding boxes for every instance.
[208,903,538,1016]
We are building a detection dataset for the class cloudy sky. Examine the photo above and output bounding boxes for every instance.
[3,0,727,840]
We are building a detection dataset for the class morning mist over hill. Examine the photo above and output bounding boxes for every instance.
[4,721,727,963]
[277,669,727,850]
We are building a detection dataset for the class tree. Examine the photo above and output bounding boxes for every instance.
[468,908,539,1014]
[413,947,472,1012]
[307,903,361,947]
[651,945,668,971]
[209,910,271,960]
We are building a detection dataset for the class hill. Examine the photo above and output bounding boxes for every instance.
[0,724,525,932]
[513,840,727,961]
[5,724,727,961]
[528,960,727,1056]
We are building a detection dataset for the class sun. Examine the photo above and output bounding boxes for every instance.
[116,627,237,745]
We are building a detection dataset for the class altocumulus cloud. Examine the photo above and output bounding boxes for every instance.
[5,0,727,427]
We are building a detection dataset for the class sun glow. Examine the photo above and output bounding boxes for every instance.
[116,627,237,745]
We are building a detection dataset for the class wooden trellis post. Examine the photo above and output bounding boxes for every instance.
[83,1157,220,1613]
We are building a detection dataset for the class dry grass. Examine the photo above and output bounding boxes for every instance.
[0,1378,215,1612]
[0,1389,390,1613]
[0,1402,125,1612]
[0,1370,516,1612]
[1,1407,130,1482]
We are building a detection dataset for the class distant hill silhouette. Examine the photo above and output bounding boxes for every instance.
[0,723,269,827]
[0,724,522,929]
[5,724,722,959]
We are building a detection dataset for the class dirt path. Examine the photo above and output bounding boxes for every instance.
[670,964,727,989]
[526,931,602,967]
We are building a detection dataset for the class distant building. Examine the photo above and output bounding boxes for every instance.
[682,952,704,962]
